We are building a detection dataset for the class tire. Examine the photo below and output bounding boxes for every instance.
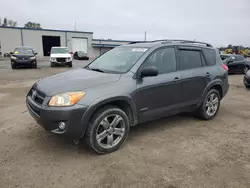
[33,62,37,69]
[69,61,72,67]
[84,105,130,154]
[243,77,250,89]
[244,66,249,74]
[196,89,220,120]
[11,63,16,69]
[50,62,55,67]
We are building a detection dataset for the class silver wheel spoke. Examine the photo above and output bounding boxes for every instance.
[97,131,108,142]
[113,128,124,136]
[110,115,122,127]
[212,98,218,105]
[107,135,114,145]
[207,106,211,114]
[206,101,210,107]
[209,94,214,102]
[101,117,110,129]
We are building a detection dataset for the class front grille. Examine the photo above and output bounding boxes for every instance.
[56,58,66,62]
[18,57,28,60]
[29,88,46,105]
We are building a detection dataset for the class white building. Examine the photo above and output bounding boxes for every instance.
[0,26,133,58]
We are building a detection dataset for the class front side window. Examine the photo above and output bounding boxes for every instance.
[88,47,148,73]
[51,48,69,54]
[235,55,244,61]
[179,50,203,70]
[142,48,177,74]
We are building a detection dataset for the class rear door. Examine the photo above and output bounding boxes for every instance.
[177,46,208,106]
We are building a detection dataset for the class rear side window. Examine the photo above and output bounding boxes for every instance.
[179,50,202,70]
[203,48,216,66]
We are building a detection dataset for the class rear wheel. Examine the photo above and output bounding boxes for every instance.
[85,106,130,154]
[196,89,220,120]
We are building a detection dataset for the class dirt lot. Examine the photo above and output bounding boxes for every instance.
[0,59,250,188]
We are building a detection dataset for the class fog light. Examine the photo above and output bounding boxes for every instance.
[58,122,66,130]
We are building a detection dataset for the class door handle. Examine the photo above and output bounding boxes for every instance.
[174,77,180,82]
[206,72,211,76]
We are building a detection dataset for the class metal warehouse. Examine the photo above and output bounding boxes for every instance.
[0,26,132,58]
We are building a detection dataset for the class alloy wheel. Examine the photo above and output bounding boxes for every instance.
[244,67,249,74]
[205,93,219,117]
[96,114,125,149]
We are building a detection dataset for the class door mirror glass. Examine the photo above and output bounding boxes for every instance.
[9,52,13,55]
[34,52,38,55]
[140,66,158,77]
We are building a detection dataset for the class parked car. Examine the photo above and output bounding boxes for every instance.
[26,40,229,154]
[10,46,38,69]
[50,47,72,67]
[243,70,250,88]
[73,51,89,60]
[220,54,250,74]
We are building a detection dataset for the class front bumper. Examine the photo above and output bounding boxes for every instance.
[26,94,88,140]
[11,59,36,65]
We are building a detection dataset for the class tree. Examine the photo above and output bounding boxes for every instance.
[2,18,7,27]
[24,22,42,29]
[8,20,17,27]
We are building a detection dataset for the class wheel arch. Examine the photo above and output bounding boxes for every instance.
[80,95,138,138]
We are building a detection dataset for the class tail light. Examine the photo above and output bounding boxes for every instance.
[222,63,228,71]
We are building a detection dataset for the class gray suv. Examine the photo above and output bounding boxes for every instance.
[26,40,229,154]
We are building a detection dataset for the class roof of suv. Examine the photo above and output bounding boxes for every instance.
[123,40,214,49]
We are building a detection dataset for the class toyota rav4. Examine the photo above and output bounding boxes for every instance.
[26,40,229,154]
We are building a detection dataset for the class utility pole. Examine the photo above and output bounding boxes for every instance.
[74,22,76,31]
[144,31,147,41]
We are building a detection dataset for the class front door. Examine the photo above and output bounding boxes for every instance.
[134,47,182,122]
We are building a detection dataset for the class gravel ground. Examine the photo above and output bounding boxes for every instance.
[0,59,250,188]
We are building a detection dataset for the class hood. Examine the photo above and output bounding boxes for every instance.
[35,68,121,96]
[50,53,71,58]
[13,54,35,57]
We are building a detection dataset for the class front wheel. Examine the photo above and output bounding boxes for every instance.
[196,89,220,120]
[244,77,250,89]
[84,106,130,154]
[244,66,249,74]
[11,63,16,69]
[50,62,55,67]
[68,61,72,67]
[33,62,37,69]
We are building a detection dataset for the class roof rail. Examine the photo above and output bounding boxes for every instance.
[128,39,213,47]
[161,39,213,47]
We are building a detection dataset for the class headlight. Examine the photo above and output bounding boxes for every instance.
[11,56,17,60]
[67,57,72,61]
[48,91,85,106]
[29,56,36,60]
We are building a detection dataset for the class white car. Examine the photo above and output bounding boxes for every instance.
[50,47,72,67]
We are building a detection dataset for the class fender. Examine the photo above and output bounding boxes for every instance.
[197,79,222,106]
[79,93,138,138]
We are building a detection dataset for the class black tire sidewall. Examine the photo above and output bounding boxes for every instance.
[86,107,130,154]
[199,89,220,120]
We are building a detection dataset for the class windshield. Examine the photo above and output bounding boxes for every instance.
[51,48,69,54]
[14,48,34,55]
[88,47,148,73]
[78,51,86,56]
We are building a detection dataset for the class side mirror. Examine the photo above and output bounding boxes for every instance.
[9,52,13,55]
[140,66,158,77]
[34,52,38,55]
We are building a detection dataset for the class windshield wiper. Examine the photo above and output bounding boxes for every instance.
[87,67,106,73]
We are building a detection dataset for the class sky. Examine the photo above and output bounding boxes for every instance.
[0,0,250,47]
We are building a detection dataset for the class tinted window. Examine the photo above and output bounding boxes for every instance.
[235,55,244,61]
[179,50,202,70]
[14,47,34,55]
[203,48,216,66]
[143,48,176,74]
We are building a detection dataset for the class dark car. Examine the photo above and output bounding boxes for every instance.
[220,54,250,74]
[73,51,89,60]
[26,40,229,154]
[10,47,38,69]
